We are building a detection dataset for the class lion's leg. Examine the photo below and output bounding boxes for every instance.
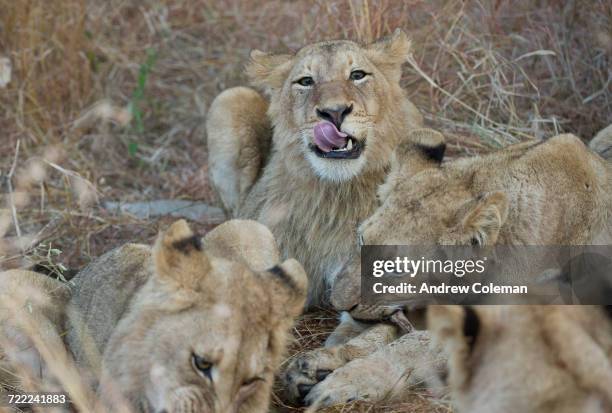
[303,330,447,408]
[324,312,373,347]
[206,87,271,217]
[282,321,400,405]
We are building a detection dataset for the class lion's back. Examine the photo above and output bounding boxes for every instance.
[66,243,152,365]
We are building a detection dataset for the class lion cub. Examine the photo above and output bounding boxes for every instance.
[283,128,612,408]
[0,219,307,413]
[206,29,423,307]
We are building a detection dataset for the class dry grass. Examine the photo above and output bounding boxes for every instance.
[0,0,610,411]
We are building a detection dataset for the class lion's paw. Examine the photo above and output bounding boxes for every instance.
[303,356,401,408]
[281,347,347,405]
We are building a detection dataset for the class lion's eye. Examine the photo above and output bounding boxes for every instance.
[294,76,314,87]
[191,353,213,379]
[349,70,368,81]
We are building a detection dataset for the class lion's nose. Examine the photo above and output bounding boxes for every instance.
[316,104,353,129]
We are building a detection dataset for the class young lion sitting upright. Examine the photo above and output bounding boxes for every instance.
[0,219,307,413]
[206,29,422,307]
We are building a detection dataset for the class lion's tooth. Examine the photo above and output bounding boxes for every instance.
[347,139,353,150]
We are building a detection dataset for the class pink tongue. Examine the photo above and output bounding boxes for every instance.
[313,121,348,152]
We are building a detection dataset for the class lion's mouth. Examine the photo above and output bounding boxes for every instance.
[310,120,364,160]
[309,137,363,159]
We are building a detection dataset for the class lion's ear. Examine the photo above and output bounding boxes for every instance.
[246,50,294,94]
[266,258,308,319]
[427,305,481,386]
[203,219,280,271]
[397,128,446,172]
[366,28,412,83]
[378,129,445,203]
[153,219,209,289]
[460,192,509,246]
[428,305,480,345]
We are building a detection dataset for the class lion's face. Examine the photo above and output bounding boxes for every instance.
[99,221,307,413]
[248,29,420,182]
[359,171,508,246]
[358,130,509,247]
[428,306,612,413]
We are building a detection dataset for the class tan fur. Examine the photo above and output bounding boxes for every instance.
[300,330,446,409]
[1,220,307,413]
[283,128,612,408]
[206,29,423,307]
[358,129,611,248]
[330,128,612,314]
[590,123,612,160]
[0,270,71,400]
[429,306,612,413]
[205,87,272,217]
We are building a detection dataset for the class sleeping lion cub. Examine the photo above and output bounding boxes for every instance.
[283,127,612,409]
[0,219,307,413]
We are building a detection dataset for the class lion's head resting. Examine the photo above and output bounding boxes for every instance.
[99,220,307,413]
[358,129,510,247]
[247,29,421,182]
[358,128,610,247]
[333,129,610,311]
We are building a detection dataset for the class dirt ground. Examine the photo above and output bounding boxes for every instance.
[0,0,610,411]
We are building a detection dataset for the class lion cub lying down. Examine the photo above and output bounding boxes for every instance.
[0,219,307,413]
[283,128,612,408]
